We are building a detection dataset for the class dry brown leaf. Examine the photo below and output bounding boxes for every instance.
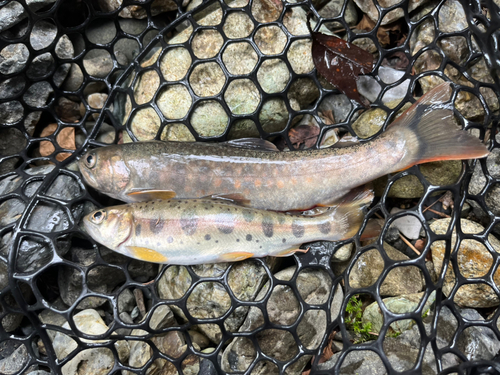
[415,238,427,252]
[440,191,454,211]
[320,110,336,125]
[309,15,374,105]
[55,97,81,123]
[40,123,76,162]
[356,14,404,46]
[382,51,410,70]
[301,330,337,375]
[289,125,321,149]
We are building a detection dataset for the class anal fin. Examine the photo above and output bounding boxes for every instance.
[218,251,254,262]
[126,189,176,202]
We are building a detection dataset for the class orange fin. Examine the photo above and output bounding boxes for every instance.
[203,193,251,206]
[127,246,169,263]
[274,248,309,257]
[126,189,176,202]
[386,82,489,168]
[218,251,254,262]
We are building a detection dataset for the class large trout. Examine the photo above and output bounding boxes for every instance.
[79,83,489,211]
[82,190,374,264]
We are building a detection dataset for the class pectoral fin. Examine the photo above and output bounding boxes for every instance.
[126,189,176,202]
[127,246,169,263]
[218,251,254,262]
[274,248,309,257]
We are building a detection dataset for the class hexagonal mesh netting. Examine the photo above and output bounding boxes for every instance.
[1,0,500,373]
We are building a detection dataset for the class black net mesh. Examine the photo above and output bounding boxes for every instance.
[1,0,500,373]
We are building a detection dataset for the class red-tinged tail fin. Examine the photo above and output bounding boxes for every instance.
[387,82,489,169]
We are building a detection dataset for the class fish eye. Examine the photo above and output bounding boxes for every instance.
[85,152,96,168]
[91,210,105,224]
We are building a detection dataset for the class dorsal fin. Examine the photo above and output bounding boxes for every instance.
[201,193,251,206]
[329,134,360,148]
[126,189,176,202]
[223,138,279,152]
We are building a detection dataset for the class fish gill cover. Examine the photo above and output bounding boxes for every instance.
[0,0,499,374]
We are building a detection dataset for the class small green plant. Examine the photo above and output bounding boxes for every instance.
[386,330,402,338]
[421,307,431,319]
[345,295,378,343]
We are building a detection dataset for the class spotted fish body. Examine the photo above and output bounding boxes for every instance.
[83,194,371,265]
[79,83,489,211]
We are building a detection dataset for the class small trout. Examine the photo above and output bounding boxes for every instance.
[83,191,373,265]
[79,83,489,211]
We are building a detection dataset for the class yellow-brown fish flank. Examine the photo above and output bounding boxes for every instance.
[262,216,274,237]
[242,210,255,223]
[292,220,305,238]
[318,221,331,234]
[180,207,198,235]
[149,218,164,234]
[83,191,373,265]
[216,209,235,234]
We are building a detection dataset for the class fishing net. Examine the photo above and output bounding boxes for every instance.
[0,0,499,373]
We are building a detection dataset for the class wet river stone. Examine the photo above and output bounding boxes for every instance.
[221,266,340,374]
[354,0,429,24]
[0,165,85,273]
[60,246,157,309]
[430,218,500,308]
[0,0,56,32]
[157,258,278,342]
[410,0,498,118]
[124,305,191,375]
[52,309,129,375]
[320,306,500,374]
[98,0,177,18]
[362,291,436,334]
[0,260,27,332]
[0,341,29,375]
[122,1,320,141]
[0,24,74,149]
[346,242,423,296]
[0,25,74,167]
[467,132,500,235]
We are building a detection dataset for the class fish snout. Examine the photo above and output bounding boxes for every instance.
[79,151,99,188]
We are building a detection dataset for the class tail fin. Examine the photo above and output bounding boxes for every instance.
[326,186,374,240]
[386,82,489,168]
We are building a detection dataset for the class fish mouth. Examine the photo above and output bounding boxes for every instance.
[79,160,98,188]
